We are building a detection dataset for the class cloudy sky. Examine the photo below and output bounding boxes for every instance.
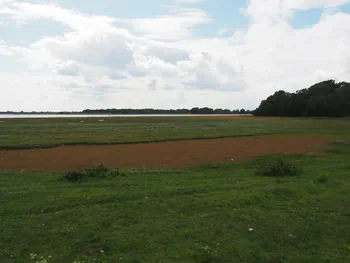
[1,0,350,111]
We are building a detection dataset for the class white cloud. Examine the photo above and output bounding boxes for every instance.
[284,0,350,9]
[0,40,13,56]
[0,0,350,111]
[56,60,80,76]
[35,30,134,70]
[176,0,201,3]
[242,0,350,24]
[179,53,247,91]
[124,7,211,40]
[216,28,233,36]
[0,0,116,30]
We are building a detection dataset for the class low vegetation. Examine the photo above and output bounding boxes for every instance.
[64,165,125,182]
[255,158,302,177]
[317,173,329,183]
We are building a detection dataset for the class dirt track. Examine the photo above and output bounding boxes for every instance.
[0,135,334,172]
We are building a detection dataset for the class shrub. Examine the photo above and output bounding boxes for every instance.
[64,165,124,182]
[255,159,302,177]
[317,173,329,183]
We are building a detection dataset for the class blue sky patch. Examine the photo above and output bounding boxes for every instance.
[290,8,323,29]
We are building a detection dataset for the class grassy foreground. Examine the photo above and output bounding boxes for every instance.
[1,117,349,262]
[1,142,350,263]
[0,117,350,149]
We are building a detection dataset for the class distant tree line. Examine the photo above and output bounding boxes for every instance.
[82,108,251,115]
[254,80,350,117]
[0,108,252,115]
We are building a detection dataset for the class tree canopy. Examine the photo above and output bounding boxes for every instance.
[254,80,350,117]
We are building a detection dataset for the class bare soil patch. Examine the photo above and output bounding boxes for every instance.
[0,135,334,172]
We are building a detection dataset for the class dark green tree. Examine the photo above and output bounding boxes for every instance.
[254,80,350,117]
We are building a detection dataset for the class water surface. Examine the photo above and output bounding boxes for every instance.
[0,114,251,119]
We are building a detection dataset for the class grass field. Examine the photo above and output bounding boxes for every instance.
[0,116,350,149]
[0,117,349,263]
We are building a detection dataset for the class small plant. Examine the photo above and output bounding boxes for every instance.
[64,165,125,182]
[194,245,219,263]
[30,253,52,262]
[317,173,329,183]
[255,159,301,177]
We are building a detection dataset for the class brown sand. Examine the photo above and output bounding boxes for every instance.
[0,135,334,172]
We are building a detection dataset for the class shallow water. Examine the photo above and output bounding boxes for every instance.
[0,114,251,119]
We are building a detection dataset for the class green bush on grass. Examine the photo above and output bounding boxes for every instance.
[65,165,125,182]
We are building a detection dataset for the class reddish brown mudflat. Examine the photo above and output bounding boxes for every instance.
[0,135,334,172]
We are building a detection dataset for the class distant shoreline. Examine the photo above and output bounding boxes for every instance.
[0,107,252,116]
[0,114,253,119]
[0,112,232,115]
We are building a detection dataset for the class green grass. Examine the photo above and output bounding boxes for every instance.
[1,145,350,262]
[0,117,350,262]
[0,117,350,149]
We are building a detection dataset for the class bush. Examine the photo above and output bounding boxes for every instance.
[317,173,329,183]
[255,159,302,177]
[64,165,124,182]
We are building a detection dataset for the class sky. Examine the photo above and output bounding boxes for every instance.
[1,0,350,111]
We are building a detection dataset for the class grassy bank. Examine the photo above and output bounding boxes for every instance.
[0,142,349,262]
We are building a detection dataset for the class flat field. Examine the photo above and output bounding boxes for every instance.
[0,116,349,263]
[0,116,349,149]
